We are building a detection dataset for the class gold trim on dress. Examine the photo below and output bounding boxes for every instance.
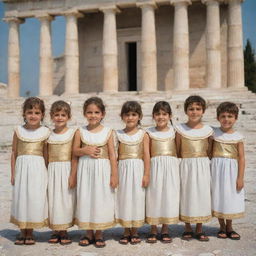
[212,211,245,219]
[212,141,238,159]
[118,141,144,160]
[17,138,45,157]
[10,216,48,229]
[115,218,144,228]
[49,220,74,230]
[146,216,179,225]
[15,126,50,142]
[213,137,244,144]
[116,129,145,145]
[179,214,212,224]
[74,218,115,230]
[150,137,177,157]
[48,140,73,162]
[47,128,77,144]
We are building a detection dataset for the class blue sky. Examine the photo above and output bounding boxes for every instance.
[0,0,255,96]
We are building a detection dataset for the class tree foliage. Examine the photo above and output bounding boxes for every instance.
[244,39,256,93]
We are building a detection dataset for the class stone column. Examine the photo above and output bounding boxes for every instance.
[101,6,119,92]
[227,0,244,88]
[202,0,222,89]
[137,2,157,92]
[170,0,191,90]
[5,17,24,98]
[38,14,54,96]
[64,12,83,94]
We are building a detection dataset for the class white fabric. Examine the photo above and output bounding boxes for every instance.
[11,126,49,227]
[211,127,245,218]
[76,126,115,229]
[48,128,76,230]
[175,123,213,138]
[146,126,175,139]
[115,129,145,227]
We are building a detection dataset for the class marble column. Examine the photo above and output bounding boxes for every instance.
[5,17,24,98]
[202,0,222,89]
[64,12,83,94]
[101,6,119,92]
[227,0,244,88]
[138,2,157,92]
[170,0,191,90]
[38,14,54,96]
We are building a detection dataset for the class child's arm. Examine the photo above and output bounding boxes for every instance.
[11,132,18,185]
[175,132,181,158]
[69,146,78,189]
[207,136,213,159]
[142,133,150,188]
[73,130,100,158]
[107,131,118,189]
[237,141,245,191]
[43,142,48,167]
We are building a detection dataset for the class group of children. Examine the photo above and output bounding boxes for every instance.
[10,95,245,247]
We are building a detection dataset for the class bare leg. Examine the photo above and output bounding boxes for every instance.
[130,227,141,244]
[226,219,240,239]
[146,225,158,243]
[160,224,172,243]
[14,229,26,245]
[25,229,35,245]
[95,230,105,247]
[217,218,227,238]
[195,223,209,241]
[119,228,131,244]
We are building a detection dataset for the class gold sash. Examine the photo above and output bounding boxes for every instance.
[118,141,143,160]
[17,138,44,157]
[150,137,177,157]
[181,136,208,158]
[48,140,73,162]
[212,141,238,159]
[82,142,109,159]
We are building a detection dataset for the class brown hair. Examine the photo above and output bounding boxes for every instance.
[120,101,143,125]
[184,95,206,113]
[217,102,239,119]
[22,97,45,121]
[152,101,172,116]
[83,97,105,115]
[50,100,71,119]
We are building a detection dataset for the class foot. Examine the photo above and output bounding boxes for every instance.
[59,231,72,245]
[226,230,240,240]
[94,238,106,248]
[146,233,157,244]
[195,232,209,242]
[79,236,94,246]
[24,236,35,245]
[14,234,25,245]
[130,234,141,245]
[119,235,130,245]
[160,233,172,243]
[181,231,194,241]
[217,230,227,239]
[48,233,60,243]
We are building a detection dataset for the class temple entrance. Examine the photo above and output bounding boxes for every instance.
[127,42,137,91]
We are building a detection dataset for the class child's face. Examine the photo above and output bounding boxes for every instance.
[153,109,171,129]
[186,103,204,123]
[51,110,69,129]
[217,112,237,131]
[122,111,140,129]
[24,106,43,127]
[84,103,105,126]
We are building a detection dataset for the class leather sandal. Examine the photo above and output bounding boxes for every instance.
[160,233,172,243]
[146,233,157,243]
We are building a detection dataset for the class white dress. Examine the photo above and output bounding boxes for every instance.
[75,126,115,230]
[115,129,146,228]
[176,123,213,223]
[10,125,50,229]
[47,128,76,230]
[146,127,180,225]
[211,127,245,219]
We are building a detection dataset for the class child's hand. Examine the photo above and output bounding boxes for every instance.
[68,175,77,189]
[11,176,15,186]
[84,146,101,158]
[142,175,150,188]
[236,178,244,191]
[110,175,118,189]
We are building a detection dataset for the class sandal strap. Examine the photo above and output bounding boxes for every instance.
[148,233,157,238]
[161,233,170,239]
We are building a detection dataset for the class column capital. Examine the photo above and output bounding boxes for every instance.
[170,0,191,6]
[202,0,223,5]
[136,1,157,9]
[63,10,84,18]
[3,16,24,24]
[100,5,120,14]
[36,13,54,22]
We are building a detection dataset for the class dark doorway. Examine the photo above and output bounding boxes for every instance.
[127,42,137,91]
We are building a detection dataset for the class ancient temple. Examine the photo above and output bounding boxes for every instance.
[3,0,245,97]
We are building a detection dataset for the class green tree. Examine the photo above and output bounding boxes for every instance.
[244,39,256,93]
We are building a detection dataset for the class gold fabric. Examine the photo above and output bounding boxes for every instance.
[150,137,177,157]
[49,220,74,230]
[180,136,208,158]
[10,216,48,229]
[48,140,73,162]
[212,141,238,159]
[17,138,44,157]
[146,216,179,225]
[82,142,109,159]
[115,218,144,228]
[212,210,244,220]
[74,218,115,230]
[179,214,212,224]
[118,141,143,160]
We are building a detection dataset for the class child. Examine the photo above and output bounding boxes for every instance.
[175,95,213,242]
[47,100,77,245]
[73,97,118,248]
[146,101,180,243]
[211,102,245,240]
[115,101,150,245]
[10,97,50,245]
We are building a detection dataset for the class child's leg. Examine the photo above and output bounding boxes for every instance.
[160,224,172,243]
[217,218,227,238]
[14,229,26,245]
[182,222,193,240]
[226,219,240,240]
[48,230,60,243]
[79,230,94,246]
[25,229,35,245]
[130,227,141,244]
[59,230,72,245]
[146,225,158,243]
[195,223,209,241]
[94,230,105,248]
[119,228,131,245]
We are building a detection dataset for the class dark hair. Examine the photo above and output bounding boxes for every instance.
[152,101,172,116]
[217,102,239,119]
[83,97,105,115]
[184,95,206,113]
[50,100,71,119]
[120,101,143,125]
[22,97,45,121]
